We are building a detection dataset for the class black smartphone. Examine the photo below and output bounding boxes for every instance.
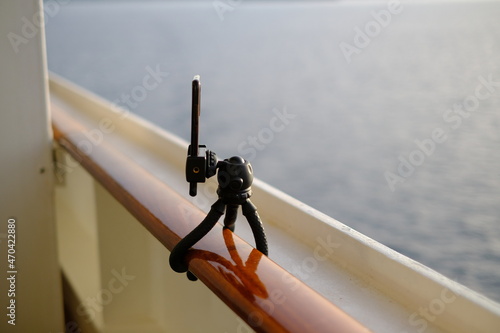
[190,75,200,159]
[186,75,205,196]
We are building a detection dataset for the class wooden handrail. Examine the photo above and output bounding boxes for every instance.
[51,102,371,333]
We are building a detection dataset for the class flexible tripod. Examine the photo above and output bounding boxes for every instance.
[169,76,268,281]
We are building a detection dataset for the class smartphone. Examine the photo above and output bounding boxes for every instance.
[186,75,205,196]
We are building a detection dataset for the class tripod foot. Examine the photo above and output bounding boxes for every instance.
[186,271,198,281]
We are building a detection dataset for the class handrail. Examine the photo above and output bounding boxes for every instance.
[51,99,371,332]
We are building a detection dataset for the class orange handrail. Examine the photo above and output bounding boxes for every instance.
[51,102,371,333]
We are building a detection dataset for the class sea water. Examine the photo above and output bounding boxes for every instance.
[45,0,500,302]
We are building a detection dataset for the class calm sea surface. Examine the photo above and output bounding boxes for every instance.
[46,1,500,302]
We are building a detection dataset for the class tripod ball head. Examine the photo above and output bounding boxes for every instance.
[217,156,253,194]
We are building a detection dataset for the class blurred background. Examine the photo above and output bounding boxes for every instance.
[45,0,500,302]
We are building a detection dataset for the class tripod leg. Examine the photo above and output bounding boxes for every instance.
[241,199,268,256]
[169,199,225,275]
[223,204,238,232]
